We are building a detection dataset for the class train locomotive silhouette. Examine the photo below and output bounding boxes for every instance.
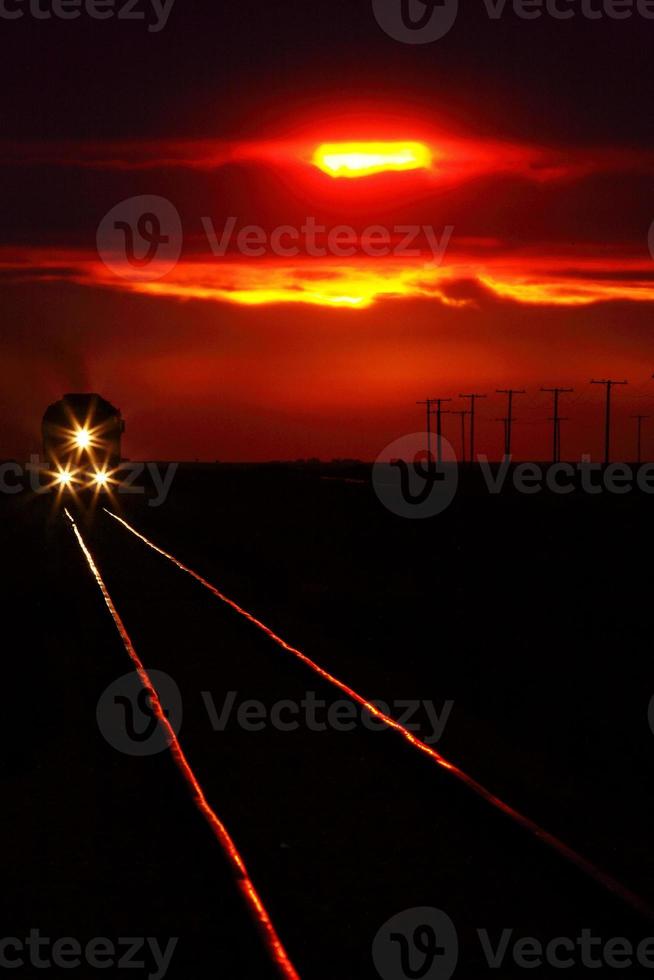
[42,393,125,492]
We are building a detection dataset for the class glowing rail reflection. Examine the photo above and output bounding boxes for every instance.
[64,508,300,980]
[104,507,654,923]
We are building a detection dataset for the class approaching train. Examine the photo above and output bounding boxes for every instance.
[42,393,125,491]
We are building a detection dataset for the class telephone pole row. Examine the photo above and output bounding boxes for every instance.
[416,375,644,464]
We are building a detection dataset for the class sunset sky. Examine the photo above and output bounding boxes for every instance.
[1,1,653,461]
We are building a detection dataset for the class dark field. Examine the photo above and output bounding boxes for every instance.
[3,464,654,978]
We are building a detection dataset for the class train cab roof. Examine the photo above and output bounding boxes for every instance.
[43,393,122,424]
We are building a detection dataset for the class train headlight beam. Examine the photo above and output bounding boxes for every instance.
[74,428,92,449]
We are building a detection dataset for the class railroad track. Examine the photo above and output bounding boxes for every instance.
[63,505,654,979]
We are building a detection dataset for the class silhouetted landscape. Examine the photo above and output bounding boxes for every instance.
[4,463,653,977]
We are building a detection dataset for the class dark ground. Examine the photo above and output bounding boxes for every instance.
[2,463,654,978]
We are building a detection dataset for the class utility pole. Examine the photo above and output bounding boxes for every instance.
[416,399,434,460]
[459,393,487,464]
[496,389,526,458]
[446,409,468,464]
[590,379,628,464]
[630,415,649,464]
[429,398,452,463]
[495,417,509,455]
[541,387,574,463]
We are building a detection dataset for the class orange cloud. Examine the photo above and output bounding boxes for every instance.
[1,246,654,310]
[1,132,652,186]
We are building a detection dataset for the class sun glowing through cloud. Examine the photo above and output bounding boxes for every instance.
[312,141,433,178]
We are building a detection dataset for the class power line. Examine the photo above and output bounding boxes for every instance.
[630,414,649,464]
[496,389,526,458]
[459,393,487,464]
[445,409,468,464]
[429,398,452,464]
[541,387,574,463]
[417,398,453,462]
[416,398,434,460]
[495,417,509,455]
[590,379,628,464]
